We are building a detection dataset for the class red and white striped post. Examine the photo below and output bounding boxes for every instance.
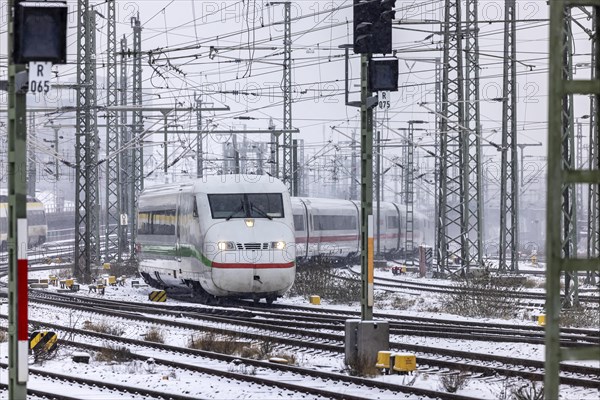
[17,218,28,382]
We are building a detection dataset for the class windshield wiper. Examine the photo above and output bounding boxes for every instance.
[250,203,273,220]
[225,201,245,221]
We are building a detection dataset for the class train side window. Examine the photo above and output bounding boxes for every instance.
[387,216,399,229]
[293,214,304,231]
[193,200,199,218]
[313,215,357,231]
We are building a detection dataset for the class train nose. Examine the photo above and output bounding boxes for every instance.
[204,221,295,294]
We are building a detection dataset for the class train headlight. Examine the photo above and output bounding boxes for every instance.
[217,241,236,251]
[271,241,286,250]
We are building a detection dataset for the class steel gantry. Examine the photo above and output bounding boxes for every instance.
[438,0,466,274]
[498,0,519,273]
[463,0,484,269]
[75,2,100,283]
[130,14,143,255]
[104,0,120,263]
[561,8,579,308]
[277,2,294,195]
[119,35,130,261]
[546,1,600,398]
[588,8,600,284]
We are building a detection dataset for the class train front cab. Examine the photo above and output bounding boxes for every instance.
[202,186,296,303]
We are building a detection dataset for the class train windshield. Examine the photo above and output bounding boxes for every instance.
[209,193,284,219]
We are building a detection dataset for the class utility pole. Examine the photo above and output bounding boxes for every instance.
[271,2,294,193]
[8,1,68,396]
[75,3,100,283]
[118,34,129,262]
[27,113,36,197]
[7,1,28,396]
[438,0,466,275]
[498,0,519,273]
[561,9,578,308]
[130,14,143,255]
[546,3,600,398]
[193,97,230,178]
[463,0,483,270]
[196,94,203,178]
[588,10,599,284]
[359,53,374,320]
[105,0,120,263]
[351,129,358,200]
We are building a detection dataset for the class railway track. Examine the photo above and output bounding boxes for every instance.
[341,267,600,305]
[0,308,478,399]
[5,291,597,394]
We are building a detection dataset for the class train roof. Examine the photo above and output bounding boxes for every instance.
[0,194,43,203]
[140,175,288,197]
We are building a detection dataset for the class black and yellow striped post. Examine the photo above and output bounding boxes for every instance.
[148,290,167,302]
[29,331,58,354]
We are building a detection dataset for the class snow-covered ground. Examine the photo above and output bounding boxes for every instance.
[1,262,598,399]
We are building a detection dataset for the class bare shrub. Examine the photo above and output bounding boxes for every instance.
[391,296,417,310]
[143,327,165,343]
[240,346,262,359]
[0,330,7,342]
[287,264,361,304]
[95,345,133,362]
[560,308,600,329]
[188,332,247,355]
[32,344,59,365]
[344,356,380,378]
[104,257,139,278]
[521,278,542,289]
[257,337,277,358]
[82,320,124,336]
[439,372,469,393]
[440,274,523,319]
[511,381,544,400]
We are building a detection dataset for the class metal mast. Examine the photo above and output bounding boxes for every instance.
[281,2,294,194]
[438,0,466,274]
[561,9,578,308]
[130,14,143,255]
[196,94,203,178]
[75,3,100,283]
[546,2,600,398]
[405,123,415,257]
[463,0,483,269]
[104,0,119,262]
[118,35,129,261]
[587,8,599,285]
[498,0,519,273]
[27,113,36,197]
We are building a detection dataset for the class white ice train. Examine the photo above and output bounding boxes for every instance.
[137,175,433,304]
[136,175,296,304]
[0,195,48,252]
[291,197,432,264]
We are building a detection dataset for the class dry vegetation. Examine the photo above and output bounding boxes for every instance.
[0,330,7,342]
[439,372,469,393]
[287,263,361,304]
[188,332,296,363]
[82,320,125,336]
[560,308,600,329]
[344,355,380,378]
[440,274,524,319]
[143,327,165,343]
[95,344,133,362]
